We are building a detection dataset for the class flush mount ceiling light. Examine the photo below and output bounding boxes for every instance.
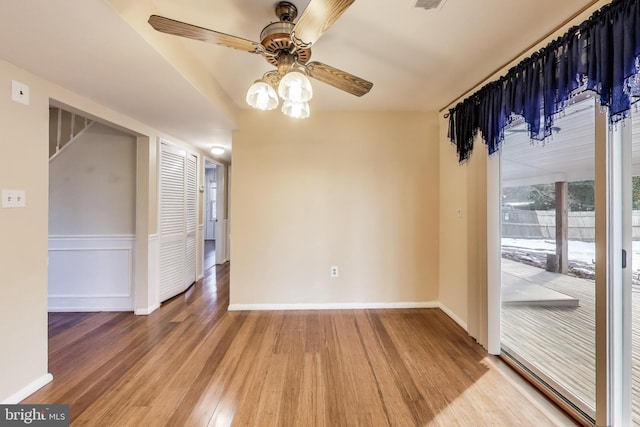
[210,146,225,155]
[148,1,374,120]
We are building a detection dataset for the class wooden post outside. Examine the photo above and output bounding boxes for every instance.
[555,181,569,274]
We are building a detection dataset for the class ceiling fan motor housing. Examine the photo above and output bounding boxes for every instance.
[260,21,310,67]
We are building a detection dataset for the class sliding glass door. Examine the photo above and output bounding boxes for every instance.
[628,110,640,425]
[500,96,597,420]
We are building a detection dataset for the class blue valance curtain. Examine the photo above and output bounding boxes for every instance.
[447,0,640,163]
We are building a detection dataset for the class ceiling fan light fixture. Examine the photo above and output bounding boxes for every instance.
[278,71,313,103]
[246,80,279,110]
[282,100,310,119]
[210,146,225,155]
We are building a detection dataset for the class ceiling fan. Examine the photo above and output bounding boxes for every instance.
[148,0,373,118]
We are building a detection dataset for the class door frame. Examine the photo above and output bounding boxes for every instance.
[203,157,228,267]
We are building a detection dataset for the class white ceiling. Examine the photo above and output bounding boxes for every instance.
[502,100,640,186]
[502,98,598,186]
[0,0,598,159]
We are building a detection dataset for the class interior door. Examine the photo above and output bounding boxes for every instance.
[158,142,197,302]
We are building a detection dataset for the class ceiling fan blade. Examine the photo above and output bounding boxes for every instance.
[291,0,355,48]
[305,61,373,97]
[148,15,263,54]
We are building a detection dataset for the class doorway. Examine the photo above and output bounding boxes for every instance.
[204,159,228,272]
[48,104,138,312]
[204,161,217,271]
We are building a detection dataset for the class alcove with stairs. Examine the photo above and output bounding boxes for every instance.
[48,105,137,312]
[49,107,94,160]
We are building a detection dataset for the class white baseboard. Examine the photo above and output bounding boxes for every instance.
[228,301,439,311]
[437,302,468,331]
[227,301,468,332]
[135,303,160,316]
[48,296,133,312]
[1,373,53,404]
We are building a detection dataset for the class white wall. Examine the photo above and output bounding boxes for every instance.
[48,122,137,311]
[230,110,440,309]
[49,123,136,234]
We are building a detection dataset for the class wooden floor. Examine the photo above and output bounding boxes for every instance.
[204,240,216,271]
[24,263,577,426]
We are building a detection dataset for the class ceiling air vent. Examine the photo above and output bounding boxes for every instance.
[412,0,447,10]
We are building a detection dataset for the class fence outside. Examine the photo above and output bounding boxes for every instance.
[502,210,640,241]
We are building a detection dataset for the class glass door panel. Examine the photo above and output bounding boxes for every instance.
[500,97,597,418]
[630,109,640,424]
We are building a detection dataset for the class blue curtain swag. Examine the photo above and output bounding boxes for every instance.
[447,0,640,163]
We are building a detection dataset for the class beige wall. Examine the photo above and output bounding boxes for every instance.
[437,116,468,324]
[0,62,50,401]
[0,58,212,401]
[437,0,611,339]
[230,110,439,306]
[49,123,136,235]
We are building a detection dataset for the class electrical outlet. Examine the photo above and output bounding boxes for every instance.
[2,190,26,208]
[11,80,29,105]
[330,266,339,278]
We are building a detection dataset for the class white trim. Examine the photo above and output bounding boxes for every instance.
[228,301,439,311]
[48,235,135,311]
[1,373,53,404]
[48,304,132,312]
[49,120,95,162]
[438,302,468,331]
[49,234,135,241]
[148,234,160,312]
[135,303,161,316]
[49,292,131,298]
[487,151,502,355]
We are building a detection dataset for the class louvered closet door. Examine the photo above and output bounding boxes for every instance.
[159,143,197,302]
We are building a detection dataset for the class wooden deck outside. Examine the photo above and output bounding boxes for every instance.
[501,258,640,423]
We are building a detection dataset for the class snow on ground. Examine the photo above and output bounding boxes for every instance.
[502,238,640,267]
[502,238,640,282]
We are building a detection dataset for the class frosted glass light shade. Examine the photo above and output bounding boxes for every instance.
[282,100,310,119]
[277,71,313,103]
[246,81,279,110]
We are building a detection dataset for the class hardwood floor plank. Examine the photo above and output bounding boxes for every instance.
[293,353,327,427]
[366,311,434,425]
[225,313,286,427]
[23,261,577,426]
